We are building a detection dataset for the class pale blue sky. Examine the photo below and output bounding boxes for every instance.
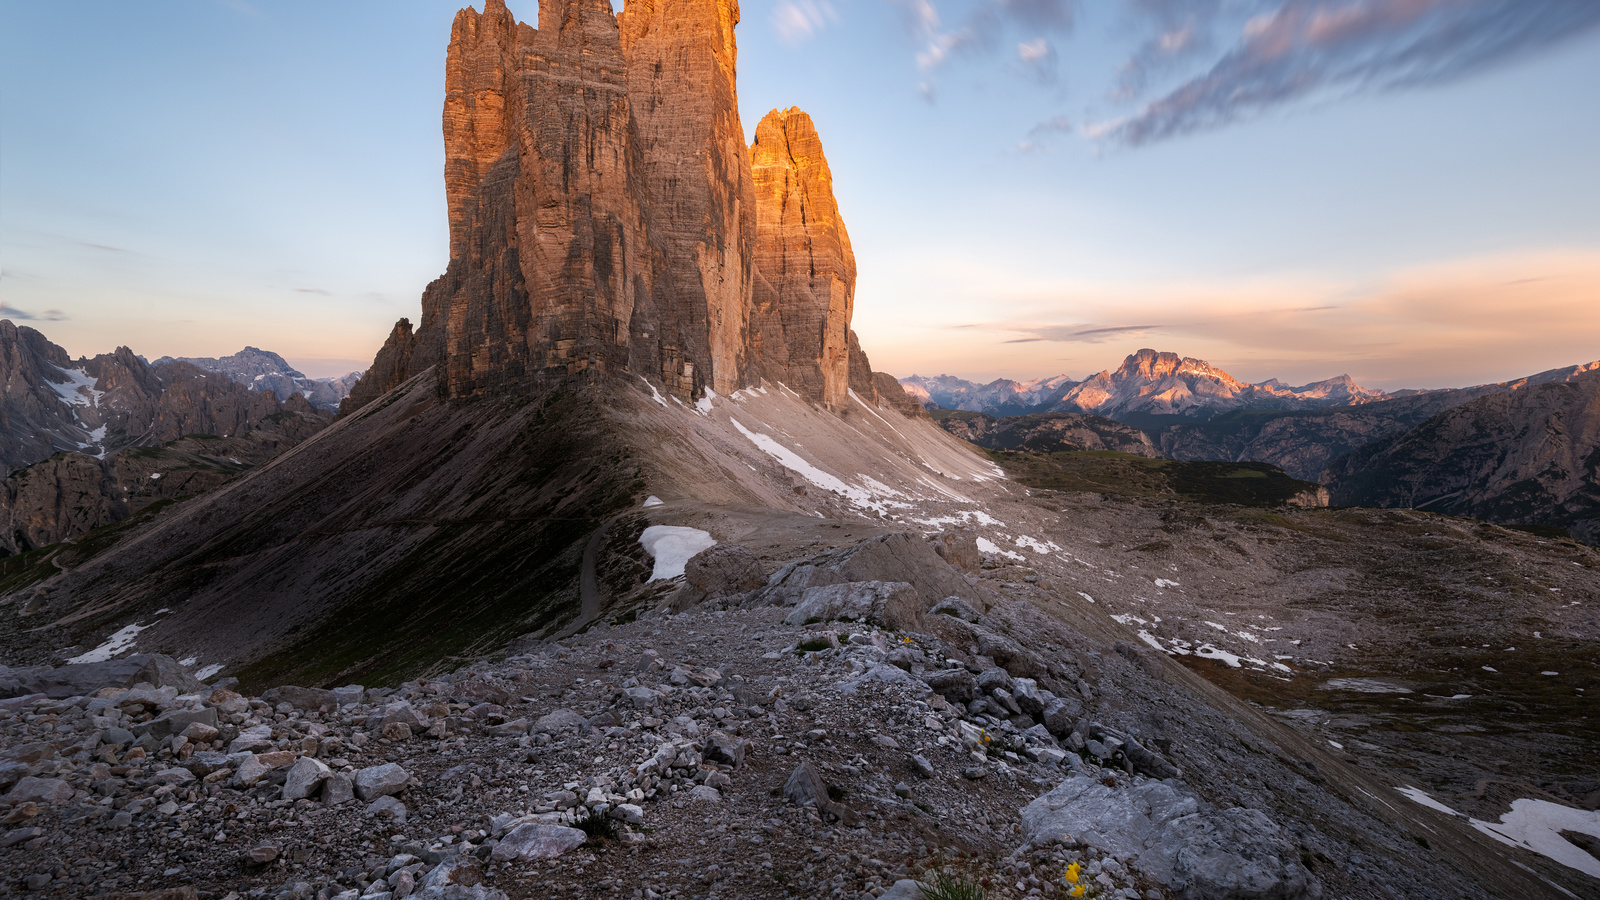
[3,1,1598,388]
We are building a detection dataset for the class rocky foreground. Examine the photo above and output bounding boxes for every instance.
[0,552,1351,900]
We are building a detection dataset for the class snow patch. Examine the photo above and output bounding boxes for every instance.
[1154,578,1179,589]
[975,536,1025,562]
[1015,535,1060,555]
[639,526,717,582]
[642,496,665,508]
[67,622,151,664]
[1469,799,1600,879]
[1398,786,1461,817]
[178,657,198,667]
[638,377,669,408]
[1076,592,1095,604]
[1193,644,1242,668]
[46,366,101,409]
[730,418,912,516]
[694,390,717,415]
[195,664,225,681]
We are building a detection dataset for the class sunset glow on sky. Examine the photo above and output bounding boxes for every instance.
[2,0,1597,388]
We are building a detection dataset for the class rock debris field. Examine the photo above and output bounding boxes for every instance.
[0,581,1330,900]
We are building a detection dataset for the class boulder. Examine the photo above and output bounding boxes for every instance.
[2,776,74,806]
[261,685,335,712]
[933,530,982,574]
[929,596,982,623]
[704,730,749,769]
[784,581,922,631]
[976,667,1013,695]
[1042,697,1083,738]
[322,773,355,807]
[672,544,766,609]
[1021,776,1199,861]
[490,824,587,862]
[132,706,217,740]
[1155,808,1318,900]
[922,668,976,704]
[534,709,587,733]
[353,763,409,801]
[282,757,332,801]
[0,654,204,700]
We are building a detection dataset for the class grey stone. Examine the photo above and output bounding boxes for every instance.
[704,730,749,768]
[976,667,1014,695]
[100,726,136,747]
[622,687,660,709]
[1156,808,1318,900]
[151,766,196,786]
[354,763,410,801]
[688,784,722,802]
[322,773,355,806]
[261,685,336,712]
[131,705,217,739]
[0,653,204,700]
[910,754,936,778]
[672,544,766,610]
[490,824,587,862]
[282,757,332,800]
[1042,696,1083,738]
[785,581,923,631]
[2,776,74,806]
[418,855,485,890]
[879,880,927,900]
[1021,776,1201,871]
[922,668,976,704]
[330,685,365,707]
[366,795,408,823]
[533,709,586,733]
[929,596,982,623]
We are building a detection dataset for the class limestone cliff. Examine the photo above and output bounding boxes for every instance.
[620,0,757,396]
[348,0,922,416]
[749,107,854,408]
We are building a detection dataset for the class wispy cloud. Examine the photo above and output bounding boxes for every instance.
[774,0,839,46]
[293,287,331,295]
[1097,0,1600,146]
[80,242,130,253]
[0,302,69,322]
[1017,114,1073,152]
[892,0,1078,96]
[1011,323,1162,342]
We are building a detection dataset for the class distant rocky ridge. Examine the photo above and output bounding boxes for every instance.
[902,349,1386,421]
[933,410,1160,457]
[1326,368,1600,542]
[154,347,363,412]
[0,323,331,554]
[0,321,330,478]
[345,0,916,417]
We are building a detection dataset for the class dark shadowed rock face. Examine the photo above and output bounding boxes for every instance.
[1327,370,1600,541]
[937,411,1160,457]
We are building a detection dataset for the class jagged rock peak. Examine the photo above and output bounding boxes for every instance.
[443,0,527,260]
[750,107,857,409]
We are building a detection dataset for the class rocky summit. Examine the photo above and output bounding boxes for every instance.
[1,3,1598,900]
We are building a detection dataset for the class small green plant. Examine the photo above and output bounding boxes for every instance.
[919,870,985,900]
[798,637,833,652]
[826,784,849,802]
[573,807,618,843]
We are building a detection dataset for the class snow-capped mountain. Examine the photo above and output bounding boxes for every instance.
[153,347,364,412]
[902,350,1387,420]
[899,373,1079,415]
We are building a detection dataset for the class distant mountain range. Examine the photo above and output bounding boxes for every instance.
[902,349,1386,422]
[912,349,1600,543]
[153,347,363,412]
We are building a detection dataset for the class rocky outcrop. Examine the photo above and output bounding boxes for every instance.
[620,0,757,396]
[0,413,327,556]
[348,1,919,416]
[1326,369,1600,541]
[901,374,1080,415]
[936,411,1160,457]
[749,107,854,408]
[0,321,100,474]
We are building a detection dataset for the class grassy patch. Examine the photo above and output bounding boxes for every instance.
[987,449,1323,507]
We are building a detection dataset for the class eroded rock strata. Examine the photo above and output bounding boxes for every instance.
[347,0,913,412]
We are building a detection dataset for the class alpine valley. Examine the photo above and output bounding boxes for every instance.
[0,4,1596,900]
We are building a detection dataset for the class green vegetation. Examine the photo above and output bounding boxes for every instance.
[574,808,619,843]
[918,870,985,900]
[986,449,1323,507]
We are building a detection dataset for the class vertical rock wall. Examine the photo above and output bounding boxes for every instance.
[620,0,757,397]
[348,0,921,416]
[748,108,856,409]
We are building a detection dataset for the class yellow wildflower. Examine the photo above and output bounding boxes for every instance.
[1064,862,1081,884]
[1069,886,1085,898]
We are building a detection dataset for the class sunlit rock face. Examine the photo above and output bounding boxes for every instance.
[749,107,856,410]
[348,0,922,416]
